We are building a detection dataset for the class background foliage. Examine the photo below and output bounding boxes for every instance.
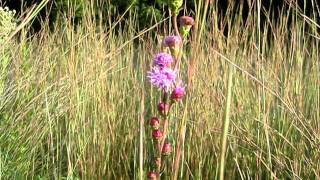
[2,0,196,29]
[2,0,317,32]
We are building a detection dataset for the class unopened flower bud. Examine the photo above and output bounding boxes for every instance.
[180,16,195,26]
[147,171,158,180]
[171,86,185,101]
[157,102,170,116]
[149,117,160,130]
[168,0,183,13]
[164,36,181,57]
[162,142,172,156]
[154,157,161,169]
[169,0,183,14]
[152,129,163,141]
[179,16,195,38]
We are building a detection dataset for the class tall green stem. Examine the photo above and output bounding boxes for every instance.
[219,65,234,180]
[139,91,145,180]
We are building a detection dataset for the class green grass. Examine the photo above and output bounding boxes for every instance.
[0,1,320,179]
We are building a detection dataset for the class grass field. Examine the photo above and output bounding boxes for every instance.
[0,1,319,179]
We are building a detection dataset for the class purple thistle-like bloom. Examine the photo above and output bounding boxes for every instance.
[164,35,181,49]
[171,85,185,101]
[153,52,174,68]
[147,67,176,91]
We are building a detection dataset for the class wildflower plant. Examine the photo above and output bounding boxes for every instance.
[146,0,194,178]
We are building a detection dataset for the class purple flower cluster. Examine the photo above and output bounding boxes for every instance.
[153,52,174,68]
[148,36,187,95]
[147,67,176,91]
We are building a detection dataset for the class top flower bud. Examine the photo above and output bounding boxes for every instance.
[179,16,195,26]
[179,16,194,38]
[153,52,174,68]
[168,0,183,13]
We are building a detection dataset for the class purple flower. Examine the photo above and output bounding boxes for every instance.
[164,35,181,49]
[171,85,185,101]
[153,52,174,68]
[147,67,176,91]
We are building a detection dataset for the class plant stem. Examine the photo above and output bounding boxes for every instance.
[172,98,188,180]
[172,12,183,72]
[219,65,234,180]
[157,93,170,180]
[172,12,180,37]
[139,90,145,180]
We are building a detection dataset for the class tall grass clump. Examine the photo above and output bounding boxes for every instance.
[0,0,319,179]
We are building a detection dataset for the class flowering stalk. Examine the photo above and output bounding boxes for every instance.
[146,1,194,179]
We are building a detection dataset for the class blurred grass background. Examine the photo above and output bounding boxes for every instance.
[0,0,319,179]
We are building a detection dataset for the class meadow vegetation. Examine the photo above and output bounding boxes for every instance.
[0,0,319,179]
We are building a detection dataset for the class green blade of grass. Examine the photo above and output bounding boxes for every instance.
[219,65,234,180]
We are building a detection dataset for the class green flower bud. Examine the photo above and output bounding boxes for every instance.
[180,26,191,38]
[179,16,194,38]
[168,0,183,14]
